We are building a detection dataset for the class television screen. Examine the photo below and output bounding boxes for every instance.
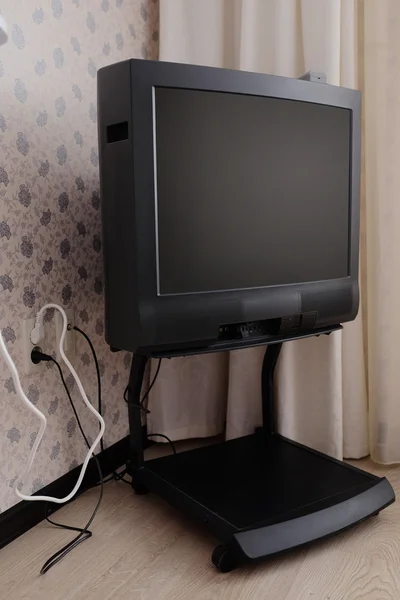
[155,88,351,296]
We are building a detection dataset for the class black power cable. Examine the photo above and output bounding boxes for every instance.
[31,351,104,575]
[73,326,131,484]
[147,433,177,455]
[32,333,174,572]
[123,358,162,415]
[72,332,174,457]
[122,357,177,454]
[72,326,104,453]
[140,358,162,411]
[32,342,173,573]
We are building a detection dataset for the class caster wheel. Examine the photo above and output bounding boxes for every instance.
[131,481,149,495]
[211,545,236,573]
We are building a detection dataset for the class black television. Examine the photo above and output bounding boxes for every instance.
[97,59,361,356]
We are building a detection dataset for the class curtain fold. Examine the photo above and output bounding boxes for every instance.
[151,0,375,462]
[364,0,400,463]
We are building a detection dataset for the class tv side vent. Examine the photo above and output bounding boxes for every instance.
[107,121,128,143]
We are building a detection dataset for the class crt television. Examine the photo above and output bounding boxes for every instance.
[97,59,361,356]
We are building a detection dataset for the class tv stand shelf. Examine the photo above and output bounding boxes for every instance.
[126,341,395,572]
[140,434,392,565]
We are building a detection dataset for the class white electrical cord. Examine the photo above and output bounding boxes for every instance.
[0,303,105,503]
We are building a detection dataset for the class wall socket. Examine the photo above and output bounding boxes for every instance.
[55,309,75,362]
[21,317,44,376]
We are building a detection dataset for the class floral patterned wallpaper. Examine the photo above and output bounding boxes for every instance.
[0,0,158,511]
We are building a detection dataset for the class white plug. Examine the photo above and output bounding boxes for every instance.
[30,321,45,345]
[22,318,44,375]
[0,15,8,47]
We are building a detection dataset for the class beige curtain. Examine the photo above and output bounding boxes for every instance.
[364,0,400,464]
[149,0,399,464]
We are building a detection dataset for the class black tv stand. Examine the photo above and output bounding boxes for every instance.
[125,339,395,572]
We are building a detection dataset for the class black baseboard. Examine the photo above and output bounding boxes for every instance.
[0,435,130,551]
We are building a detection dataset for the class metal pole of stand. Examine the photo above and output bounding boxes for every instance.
[127,354,149,471]
[261,343,282,435]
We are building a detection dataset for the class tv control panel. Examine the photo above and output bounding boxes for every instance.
[217,313,317,342]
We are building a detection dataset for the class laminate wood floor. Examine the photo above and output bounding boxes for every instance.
[1,453,399,600]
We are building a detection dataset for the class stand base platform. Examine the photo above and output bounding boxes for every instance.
[132,433,395,570]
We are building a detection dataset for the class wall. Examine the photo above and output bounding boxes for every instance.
[0,0,158,511]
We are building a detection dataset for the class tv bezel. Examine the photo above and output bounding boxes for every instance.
[98,59,361,353]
